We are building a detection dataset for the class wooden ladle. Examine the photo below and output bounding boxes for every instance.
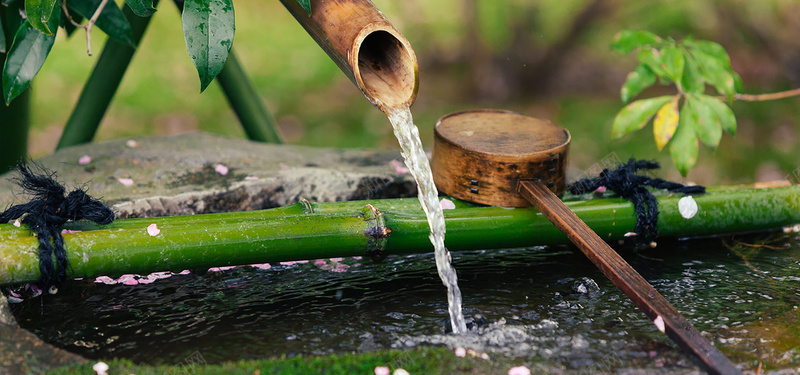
[431,109,741,375]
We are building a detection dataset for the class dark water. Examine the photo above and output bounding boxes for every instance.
[9,231,800,372]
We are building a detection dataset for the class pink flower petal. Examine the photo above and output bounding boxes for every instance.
[279,163,289,170]
[147,224,160,237]
[78,155,92,165]
[176,270,191,275]
[61,229,83,234]
[440,198,456,210]
[244,175,259,181]
[215,164,229,176]
[455,347,466,357]
[251,263,272,270]
[330,264,350,273]
[374,366,390,375]
[314,260,327,266]
[94,276,117,285]
[329,257,343,262]
[508,366,531,375]
[118,178,134,187]
[654,315,665,333]
[389,159,409,174]
[209,266,236,272]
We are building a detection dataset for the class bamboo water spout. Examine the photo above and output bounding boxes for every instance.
[280,0,419,111]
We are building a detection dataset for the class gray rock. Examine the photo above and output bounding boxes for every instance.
[0,132,416,219]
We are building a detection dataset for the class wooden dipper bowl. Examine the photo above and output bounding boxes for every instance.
[431,109,570,207]
[430,109,741,375]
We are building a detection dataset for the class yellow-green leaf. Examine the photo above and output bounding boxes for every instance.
[621,64,656,103]
[24,0,59,35]
[611,30,662,54]
[670,105,699,177]
[611,95,673,139]
[681,53,705,93]
[698,94,737,136]
[653,95,680,150]
[684,95,721,148]
[660,45,684,83]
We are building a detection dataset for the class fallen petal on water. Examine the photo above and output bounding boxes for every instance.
[374,366,390,375]
[78,155,92,165]
[454,347,466,357]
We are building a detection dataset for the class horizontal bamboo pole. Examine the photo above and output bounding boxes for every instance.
[0,185,798,285]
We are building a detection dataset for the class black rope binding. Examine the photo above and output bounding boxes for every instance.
[0,164,114,288]
[568,158,705,243]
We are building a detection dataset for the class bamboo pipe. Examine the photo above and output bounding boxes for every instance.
[280,0,419,111]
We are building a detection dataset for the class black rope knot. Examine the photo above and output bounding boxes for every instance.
[568,158,705,243]
[0,164,114,288]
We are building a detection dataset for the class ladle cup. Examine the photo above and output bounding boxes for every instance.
[431,109,741,375]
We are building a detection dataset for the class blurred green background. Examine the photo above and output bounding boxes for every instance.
[26,0,800,185]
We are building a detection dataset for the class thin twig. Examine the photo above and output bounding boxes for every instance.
[84,0,110,56]
[61,0,111,56]
[732,87,800,102]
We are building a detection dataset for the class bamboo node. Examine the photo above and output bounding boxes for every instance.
[363,204,391,261]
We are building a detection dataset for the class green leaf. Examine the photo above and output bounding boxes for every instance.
[733,72,743,94]
[684,94,721,148]
[653,95,680,150]
[670,105,699,177]
[0,14,6,53]
[620,64,656,103]
[637,48,669,81]
[681,53,705,94]
[24,0,59,35]
[182,0,236,92]
[660,45,684,84]
[611,95,673,139]
[125,0,157,17]
[610,30,662,54]
[296,0,311,15]
[686,40,731,67]
[68,0,134,46]
[698,94,736,136]
[2,18,59,104]
[690,49,735,99]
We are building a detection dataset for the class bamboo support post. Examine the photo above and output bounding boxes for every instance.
[280,0,419,111]
[215,49,283,144]
[0,184,798,286]
[56,4,154,150]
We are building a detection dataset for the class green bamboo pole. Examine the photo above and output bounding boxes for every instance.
[56,5,153,150]
[0,185,798,285]
[216,49,284,144]
[0,87,29,173]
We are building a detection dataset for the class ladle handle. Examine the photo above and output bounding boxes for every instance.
[518,180,741,375]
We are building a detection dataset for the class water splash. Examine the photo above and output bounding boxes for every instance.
[386,106,467,334]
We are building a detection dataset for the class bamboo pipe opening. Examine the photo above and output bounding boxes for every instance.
[354,28,418,110]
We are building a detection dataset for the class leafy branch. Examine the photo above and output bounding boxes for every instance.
[610,30,800,176]
[1,0,318,105]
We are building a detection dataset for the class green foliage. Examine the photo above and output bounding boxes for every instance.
[125,0,157,17]
[182,0,235,92]
[24,0,59,35]
[1,0,308,102]
[297,0,311,14]
[2,11,59,104]
[68,0,134,46]
[611,30,739,176]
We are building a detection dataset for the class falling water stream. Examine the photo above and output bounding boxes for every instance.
[385,106,468,334]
